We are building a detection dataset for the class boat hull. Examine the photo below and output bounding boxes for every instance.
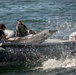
[0,41,76,63]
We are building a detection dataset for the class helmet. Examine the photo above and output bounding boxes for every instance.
[0,24,6,30]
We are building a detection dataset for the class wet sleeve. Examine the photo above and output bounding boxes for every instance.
[0,30,4,36]
[1,30,4,35]
[24,25,27,30]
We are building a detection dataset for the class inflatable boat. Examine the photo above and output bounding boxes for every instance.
[0,29,59,62]
[0,30,76,63]
[4,29,15,38]
[0,39,76,63]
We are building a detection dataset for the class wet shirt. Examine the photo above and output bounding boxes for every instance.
[16,24,27,37]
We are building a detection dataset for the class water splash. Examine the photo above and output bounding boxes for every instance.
[42,57,76,70]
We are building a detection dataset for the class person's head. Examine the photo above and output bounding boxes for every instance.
[17,20,23,25]
[0,24,6,30]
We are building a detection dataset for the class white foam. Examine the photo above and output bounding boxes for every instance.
[44,38,70,43]
[42,58,76,70]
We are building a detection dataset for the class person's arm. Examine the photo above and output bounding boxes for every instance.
[1,34,11,42]
[24,25,27,30]
[24,25,30,34]
[15,30,18,37]
[15,25,19,37]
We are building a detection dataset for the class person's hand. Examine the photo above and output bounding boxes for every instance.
[27,30,30,33]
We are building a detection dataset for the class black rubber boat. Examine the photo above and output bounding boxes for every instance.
[0,40,76,63]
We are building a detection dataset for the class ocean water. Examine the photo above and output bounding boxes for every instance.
[0,0,76,75]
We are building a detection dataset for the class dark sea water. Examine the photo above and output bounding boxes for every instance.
[0,0,76,75]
